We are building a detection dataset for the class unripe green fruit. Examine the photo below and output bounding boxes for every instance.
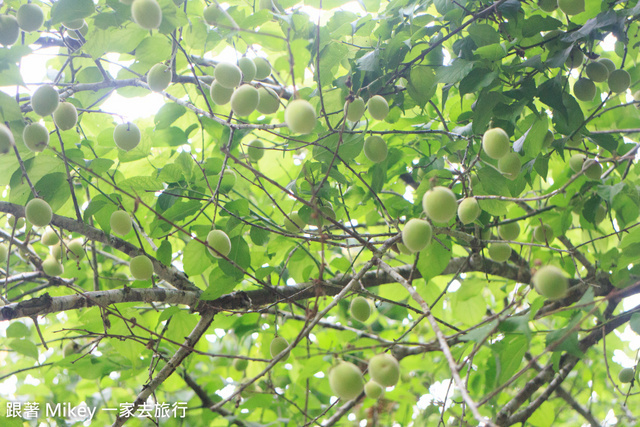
[583,159,602,180]
[569,153,586,173]
[17,4,45,32]
[110,210,132,235]
[210,81,234,105]
[41,227,59,246]
[42,256,64,276]
[269,336,290,361]
[31,85,59,117]
[0,15,20,46]
[23,123,50,152]
[363,135,388,163]
[585,61,609,83]
[284,212,305,232]
[423,186,457,223]
[113,123,141,151]
[130,255,154,281]
[0,123,14,154]
[62,19,84,30]
[488,242,511,262]
[308,205,336,228]
[538,0,557,12]
[63,342,79,357]
[345,97,365,122]
[214,62,242,89]
[203,5,222,25]
[533,224,554,243]
[230,84,259,116]
[329,362,364,400]
[238,57,256,82]
[573,78,596,102]
[364,380,384,399]
[219,169,236,193]
[67,238,85,260]
[207,229,231,258]
[285,99,317,134]
[608,69,630,93]
[594,204,607,224]
[65,22,88,40]
[131,0,162,30]
[532,265,568,299]
[458,197,480,224]
[368,353,400,387]
[350,296,371,322]
[564,47,583,69]
[482,127,510,159]
[558,0,584,15]
[618,367,634,383]
[147,63,171,92]
[367,95,389,120]
[565,133,582,148]
[256,87,280,114]
[247,140,264,162]
[253,57,271,80]
[7,215,25,229]
[53,102,78,131]
[543,130,554,148]
[0,243,7,261]
[402,218,432,253]
[25,198,52,227]
[598,58,616,74]
[233,358,249,371]
[498,222,520,241]
[498,152,521,180]
[50,244,62,260]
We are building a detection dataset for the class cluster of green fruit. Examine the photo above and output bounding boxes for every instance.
[329,353,400,401]
[539,0,584,16]
[572,58,630,102]
[0,3,45,47]
[482,127,521,180]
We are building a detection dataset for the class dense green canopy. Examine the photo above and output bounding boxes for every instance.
[1,0,640,426]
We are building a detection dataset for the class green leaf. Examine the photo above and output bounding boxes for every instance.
[435,59,474,84]
[51,0,95,24]
[406,66,437,107]
[201,271,238,300]
[157,240,172,266]
[416,237,451,281]
[6,322,29,338]
[154,104,187,130]
[9,338,38,360]
[219,236,251,280]
[183,239,211,277]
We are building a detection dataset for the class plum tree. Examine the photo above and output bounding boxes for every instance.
[569,153,586,173]
[0,123,14,154]
[7,215,25,229]
[583,159,602,180]
[482,127,510,159]
[368,353,400,387]
[457,197,480,224]
[573,78,596,102]
[214,63,242,89]
[42,257,64,277]
[533,224,555,243]
[423,186,457,223]
[608,69,630,93]
[113,123,141,151]
[110,210,132,236]
[350,296,371,322]
[130,255,154,281]
[16,4,44,32]
[498,222,520,241]
[269,336,290,360]
[256,87,280,114]
[285,99,317,134]
[53,102,78,131]
[532,265,568,299]
[498,152,521,180]
[367,95,389,120]
[253,57,271,80]
[25,198,52,227]
[22,123,49,152]
[363,135,388,163]
[599,58,616,73]
[401,218,432,253]
[31,85,59,117]
[585,61,609,82]
[207,229,232,258]
[238,57,256,82]
[618,367,634,383]
[344,97,365,122]
[246,140,264,162]
[364,380,384,399]
[131,0,162,30]
[147,63,172,92]
[67,239,85,261]
[328,362,364,400]
[230,84,260,116]
[41,227,59,246]
[210,81,235,105]
[0,15,20,46]
[564,47,584,69]
[558,0,584,15]
[488,242,512,262]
